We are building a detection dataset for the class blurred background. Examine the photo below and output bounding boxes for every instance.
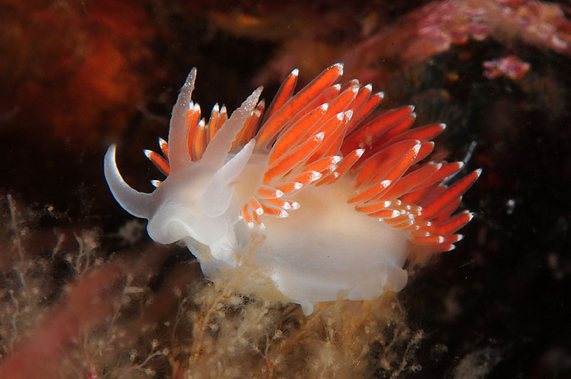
[0,0,570,377]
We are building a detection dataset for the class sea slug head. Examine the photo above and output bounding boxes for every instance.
[104,68,262,248]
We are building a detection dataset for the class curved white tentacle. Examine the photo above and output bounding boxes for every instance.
[104,145,153,218]
[201,87,263,170]
[168,68,197,171]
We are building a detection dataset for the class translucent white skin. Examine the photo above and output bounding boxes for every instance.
[104,70,409,314]
[260,184,408,306]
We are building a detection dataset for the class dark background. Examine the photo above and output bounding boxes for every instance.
[1,0,570,377]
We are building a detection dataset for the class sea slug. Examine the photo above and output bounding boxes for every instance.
[104,63,479,314]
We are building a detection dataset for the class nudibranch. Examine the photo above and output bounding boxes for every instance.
[105,63,479,314]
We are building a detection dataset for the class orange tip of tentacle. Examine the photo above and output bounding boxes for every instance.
[329,148,364,179]
[144,149,170,175]
[158,137,169,157]
[262,205,289,218]
[355,200,393,214]
[412,235,446,245]
[348,179,392,204]
[263,197,296,211]
[207,103,220,142]
[314,171,341,186]
[421,169,481,220]
[247,197,264,216]
[275,181,304,195]
[290,170,323,185]
[255,185,284,199]
[370,209,401,219]
[427,210,474,235]
[303,155,342,174]
[433,244,457,253]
